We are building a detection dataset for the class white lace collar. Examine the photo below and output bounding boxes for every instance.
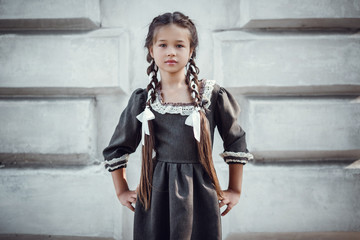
[150,79,216,116]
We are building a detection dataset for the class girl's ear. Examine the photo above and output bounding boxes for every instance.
[189,48,194,59]
[149,47,154,58]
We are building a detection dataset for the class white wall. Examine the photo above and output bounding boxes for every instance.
[0,0,359,239]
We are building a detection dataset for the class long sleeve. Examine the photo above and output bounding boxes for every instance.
[102,88,147,172]
[214,87,254,164]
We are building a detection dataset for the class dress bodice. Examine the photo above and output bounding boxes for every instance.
[153,111,199,163]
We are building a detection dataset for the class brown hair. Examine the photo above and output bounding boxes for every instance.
[139,11,223,210]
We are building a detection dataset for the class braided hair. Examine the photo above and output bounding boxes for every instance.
[185,57,223,201]
[139,12,223,210]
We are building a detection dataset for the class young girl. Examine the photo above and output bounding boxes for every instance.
[103,11,253,240]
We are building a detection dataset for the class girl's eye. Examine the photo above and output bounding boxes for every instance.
[159,44,166,47]
[177,45,184,48]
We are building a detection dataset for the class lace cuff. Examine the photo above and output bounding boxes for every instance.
[104,154,129,172]
[220,151,254,165]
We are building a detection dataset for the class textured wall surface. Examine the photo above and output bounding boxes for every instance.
[0,0,359,239]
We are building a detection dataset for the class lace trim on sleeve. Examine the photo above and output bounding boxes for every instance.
[104,154,129,172]
[150,79,216,116]
[220,151,254,164]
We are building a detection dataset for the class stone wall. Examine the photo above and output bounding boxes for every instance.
[0,0,359,239]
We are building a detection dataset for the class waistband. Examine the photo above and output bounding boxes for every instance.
[155,158,200,164]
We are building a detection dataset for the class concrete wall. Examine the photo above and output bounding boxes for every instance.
[0,0,359,239]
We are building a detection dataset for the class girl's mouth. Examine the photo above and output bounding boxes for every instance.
[165,60,177,64]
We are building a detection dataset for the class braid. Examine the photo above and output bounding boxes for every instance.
[138,59,159,210]
[185,57,201,107]
[186,57,224,201]
[146,60,160,104]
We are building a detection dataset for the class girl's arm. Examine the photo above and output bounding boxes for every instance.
[219,164,244,216]
[111,168,137,212]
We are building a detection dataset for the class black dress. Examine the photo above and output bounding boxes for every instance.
[103,80,253,240]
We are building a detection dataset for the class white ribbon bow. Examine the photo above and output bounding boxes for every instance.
[185,108,201,142]
[136,107,155,145]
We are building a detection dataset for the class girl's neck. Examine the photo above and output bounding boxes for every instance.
[159,70,186,89]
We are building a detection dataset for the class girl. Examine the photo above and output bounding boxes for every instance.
[103,12,253,240]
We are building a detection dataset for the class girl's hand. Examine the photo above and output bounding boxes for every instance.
[117,190,137,212]
[219,188,241,216]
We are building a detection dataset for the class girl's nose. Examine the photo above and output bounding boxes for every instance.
[167,47,176,56]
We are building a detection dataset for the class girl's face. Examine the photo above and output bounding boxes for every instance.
[150,24,193,78]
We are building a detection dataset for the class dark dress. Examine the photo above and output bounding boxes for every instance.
[103,80,253,240]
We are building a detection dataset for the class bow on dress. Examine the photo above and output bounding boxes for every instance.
[185,107,201,142]
[136,106,155,145]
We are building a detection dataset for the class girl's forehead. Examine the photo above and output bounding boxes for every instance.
[153,24,191,43]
